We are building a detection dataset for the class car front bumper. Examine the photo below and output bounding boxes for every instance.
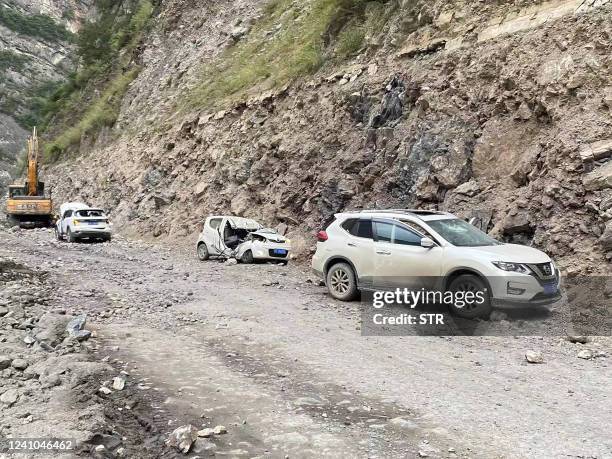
[250,245,291,261]
[488,273,562,307]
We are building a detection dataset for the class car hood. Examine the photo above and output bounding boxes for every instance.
[250,228,286,243]
[460,244,551,263]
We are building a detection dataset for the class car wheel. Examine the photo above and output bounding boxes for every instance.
[55,227,62,241]
[241,250,254,264]
[197,243,209,261]
[326,262,358,301]
[447,274,492,319]
[67,228,76,243]
[106,235,112,242]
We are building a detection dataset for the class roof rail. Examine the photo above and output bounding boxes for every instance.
[357,209,447,215]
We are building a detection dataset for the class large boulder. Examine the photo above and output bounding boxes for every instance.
[166,425,198,454]
[502,211,532,234]
[583,162,612,191]
[34,313,70,347]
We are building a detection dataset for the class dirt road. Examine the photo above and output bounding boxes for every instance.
[1,227,610,458]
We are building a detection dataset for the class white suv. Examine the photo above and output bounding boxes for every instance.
[55,202,112,243]
[311,210,561,318]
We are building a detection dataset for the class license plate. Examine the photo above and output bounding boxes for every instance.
[273,249,287,255]
[88,221,99,225]
[544,283,558,295]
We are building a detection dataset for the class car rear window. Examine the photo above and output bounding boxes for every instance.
[76,210,105,217]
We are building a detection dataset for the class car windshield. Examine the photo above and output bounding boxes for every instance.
[427,218,501,247]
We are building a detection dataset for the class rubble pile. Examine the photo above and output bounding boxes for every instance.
[0,258,164,458]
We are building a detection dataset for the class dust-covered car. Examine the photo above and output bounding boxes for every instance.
[55,202,112,243]
[196,216,291,264]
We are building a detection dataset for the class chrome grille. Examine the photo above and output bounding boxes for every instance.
[527,262,555,280]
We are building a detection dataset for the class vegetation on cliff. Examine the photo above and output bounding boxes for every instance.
[0,3,73,42]
[41,0,156,161]
[186,0,394,110]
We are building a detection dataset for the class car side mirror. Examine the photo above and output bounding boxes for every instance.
[421,237,435,249]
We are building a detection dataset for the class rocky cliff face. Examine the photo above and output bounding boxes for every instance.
[45,0,612,273]
[0,0,92,179]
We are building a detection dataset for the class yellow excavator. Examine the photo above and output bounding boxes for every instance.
[5,127,53,227]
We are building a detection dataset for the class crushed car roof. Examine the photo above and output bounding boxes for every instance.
[226,216,262,231]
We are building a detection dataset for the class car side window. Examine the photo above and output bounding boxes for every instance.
[393,225,422,246]
[374,222,393,242]
[356,220,373,239]
[344,219,373,239]
[63,210,72,219]
[400,220,437,242]
[341,219,357,233]
[209,218,222,230]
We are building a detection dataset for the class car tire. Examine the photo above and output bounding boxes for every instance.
[326,262,358,301]
[197,243,209,261]
[447,274,492,319]
[55,227,63,241]
[67,228,76,243]
[241,250,254,264]
[104,235,112,243]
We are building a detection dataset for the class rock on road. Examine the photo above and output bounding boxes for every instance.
[1,227,611,458]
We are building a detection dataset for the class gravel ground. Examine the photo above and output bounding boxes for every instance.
[0,227,610,458]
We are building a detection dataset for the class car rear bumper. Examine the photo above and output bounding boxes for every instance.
[73,228,111,238]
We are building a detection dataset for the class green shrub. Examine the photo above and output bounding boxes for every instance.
[0,5,72,42]
[0,50,29,71]
[336,22,365,57]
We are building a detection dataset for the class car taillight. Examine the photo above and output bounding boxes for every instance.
[316,231,328,242]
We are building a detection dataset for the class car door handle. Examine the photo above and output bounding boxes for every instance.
[348,242,358,247]
[376,250,391,255]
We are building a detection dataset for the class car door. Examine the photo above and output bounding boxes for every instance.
[204,217,224,255]
[61,210,73,235]
[372,220,443,290]
[340,218,375,288]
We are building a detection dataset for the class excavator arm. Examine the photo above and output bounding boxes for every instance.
[27,127,39,196]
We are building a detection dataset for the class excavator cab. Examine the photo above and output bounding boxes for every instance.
[8,185,26,198]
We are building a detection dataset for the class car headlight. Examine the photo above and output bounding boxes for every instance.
[73,219,80,225]
[492,261,530,274]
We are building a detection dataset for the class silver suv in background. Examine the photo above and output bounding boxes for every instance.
[311,210,561,318]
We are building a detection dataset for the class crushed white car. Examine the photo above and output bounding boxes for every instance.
[196,216,291,264]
